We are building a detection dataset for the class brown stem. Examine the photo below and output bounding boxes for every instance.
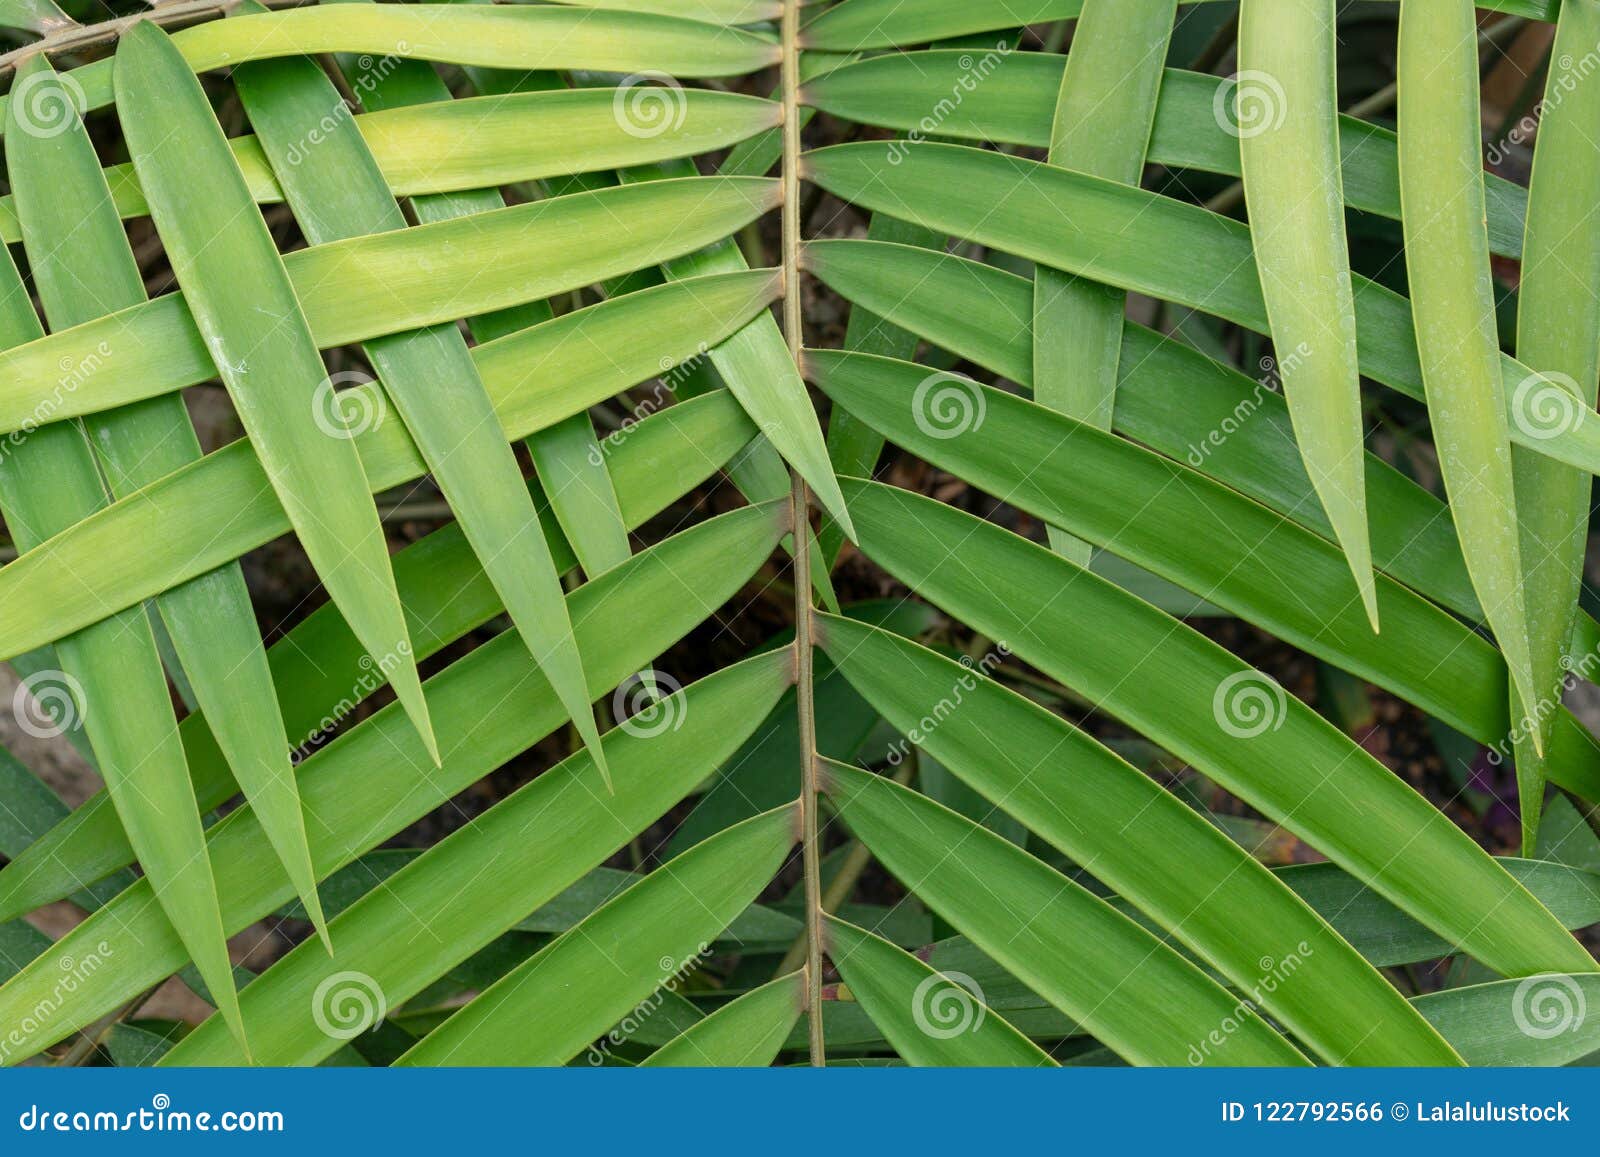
[56,987,154,1066]
[774,753,916,978]
[781,0,824,1069]
[0,0,304,74]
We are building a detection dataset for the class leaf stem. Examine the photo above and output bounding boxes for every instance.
[781,0,824,1069]
[780,0,804,360]
[774,752,916,978]
[791,473,825,1067]
[0,0,303,74]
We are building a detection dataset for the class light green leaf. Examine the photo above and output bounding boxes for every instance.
[115,21,438,763]
[545,0,781,21]
[162,670,796,1067]
[0,4,779,133]
[6,51,327,948]
[642,974,805,1067]
[1510,0,1600,853]
[0,179,780,432]
[0,87,782,243]
[0,392,760,921]
[643,979,806,1068]
[0,0,70,34]
[0,244,246,1053]
[335,42,635,582]
[802,0,1085,48]
[1396,0,1541,764]
[234,43,609,785]
[620,159,855,541]
[1237,0,1374,624]
[0,274,778,664]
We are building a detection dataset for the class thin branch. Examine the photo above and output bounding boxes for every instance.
[780,1,804,363]
[789,474,825,1069]
[774,754,917,978]
[56,986,155,1066]
[781,0,825,1070]
[1191,10,1238,74]
[0,0,304,74]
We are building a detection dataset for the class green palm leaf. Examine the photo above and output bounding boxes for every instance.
[0,86,781,241]
[0,275,777,662]
[0,401,760,919]
[393,805,796,1067]
[817,613,1460,1064]
[1396,0,1541,764]
[233,40,610,783]
[546,0,780,20]
[801,141,1600,479]
[1237,0,1375,624]
[0,4,778,131]
[1,0,1596,1075]
[1418,976,1600,1065]
[807,350,1600,800]
[0,180,779,432]
[0,0,69,33]
[823,759,1309,1066]
[1033,0,1173,563]
[827,917,1054,1067]
[642,974,805,1067]
[800,0,1549,50]
[340,42,636,585]
[115,21,439,763]
[162,669,796,1066]
[800,54,1528,260]
[0,246,248,1053]
[1510,0,1600,852]
[5,51,328,949]
[0,506,787,1062]
[830,477,1597,978]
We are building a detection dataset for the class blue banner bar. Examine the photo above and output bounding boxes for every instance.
[0,1067,1593,1153]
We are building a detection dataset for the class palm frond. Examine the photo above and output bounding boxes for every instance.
[2,0,1598,1072]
